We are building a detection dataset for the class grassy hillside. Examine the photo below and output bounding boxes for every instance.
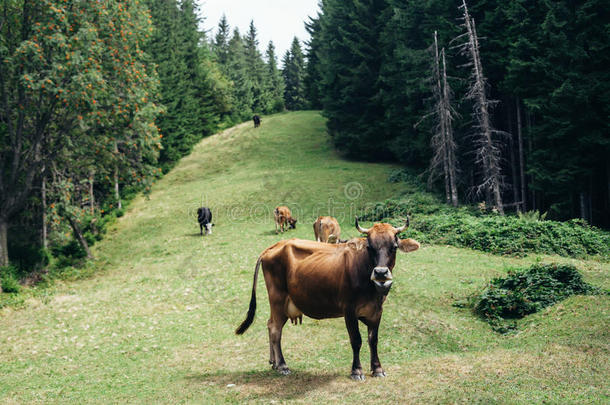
[1,111,608,404]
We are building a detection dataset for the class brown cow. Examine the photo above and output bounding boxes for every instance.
[313,216,341,243]
[274,206,297,233]
[236,217,420,380]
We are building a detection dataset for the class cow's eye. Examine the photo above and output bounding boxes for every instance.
[391,243,398,251]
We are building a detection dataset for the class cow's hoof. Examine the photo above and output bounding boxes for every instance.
[372,370,387,378]
[276,366,291,375]
[350,373,365,381]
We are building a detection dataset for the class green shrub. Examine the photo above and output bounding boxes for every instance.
[361,198,610,258]
[1,265,21,293]
[465,263,603,332]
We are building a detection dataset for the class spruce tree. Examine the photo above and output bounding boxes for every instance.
[213,14,231,68]
[227,28,254,121]
[282,37,306,111]
[244,21,272,114]
[304,15,323,109]
[265,41,286,113]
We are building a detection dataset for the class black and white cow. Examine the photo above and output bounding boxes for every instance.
[253,115,261,128]
[197,207,214,236]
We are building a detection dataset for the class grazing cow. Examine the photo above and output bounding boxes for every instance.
[313,216,341,243]
[253,115,261,128]
[236,217,420,380]
[274,206,297,233]
[197,207,213,236]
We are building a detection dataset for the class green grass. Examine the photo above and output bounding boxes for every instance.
[1,111,608,404]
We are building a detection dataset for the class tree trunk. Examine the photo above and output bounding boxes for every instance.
[579,192,587,222]
[442,49,458,207]
[113,142,122,210]
[89,169,95,215]
[42,170,48,249]
[0,218,9,268]
[67,215,93,260]
[460,1,504,214]
[526,109,535,211]
[516,98,526,212]
[114,168,121,210]
[507,100,519,210]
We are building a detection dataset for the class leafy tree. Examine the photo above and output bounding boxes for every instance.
[0,0,161,271]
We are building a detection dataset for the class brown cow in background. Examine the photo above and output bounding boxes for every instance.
[313,216,341,243]
[236,217,420,380]
[274,206,297,233]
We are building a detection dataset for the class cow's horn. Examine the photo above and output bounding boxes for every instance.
[355,217,370,234]
[394,216,410,233]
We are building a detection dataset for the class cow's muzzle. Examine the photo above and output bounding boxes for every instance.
[371,267,393,294]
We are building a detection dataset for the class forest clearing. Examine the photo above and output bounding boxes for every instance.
[1,112,608,403]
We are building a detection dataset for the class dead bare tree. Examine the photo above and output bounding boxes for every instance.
[456,0,505,214]
[427,31,459,207]
[515,98,526,212]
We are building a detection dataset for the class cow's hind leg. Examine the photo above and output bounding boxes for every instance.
[267,309,289,375]
[345,312,364,381]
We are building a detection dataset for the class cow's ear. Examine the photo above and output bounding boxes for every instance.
[398,238,420,253]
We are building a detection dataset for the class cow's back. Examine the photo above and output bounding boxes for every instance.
[260,239,355,319]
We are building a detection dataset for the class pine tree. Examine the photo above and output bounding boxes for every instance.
[304,14,323,109]
[282,37,306,111]
[265,41,285,112]
[144,0,220,171]
[226,28,253,121]
[244,21,272,114]
[317,0,389,158]
[213,14,231,68]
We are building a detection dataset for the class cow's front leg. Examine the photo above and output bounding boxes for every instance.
[200,223,203,236]
[366,319,386,377]
[345,312,364,380]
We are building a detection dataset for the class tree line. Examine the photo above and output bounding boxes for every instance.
[304,0,609,227]
[0,0,308,284]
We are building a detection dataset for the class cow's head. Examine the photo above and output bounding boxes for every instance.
[205,223,214,235]
[355,217,419,294]
[288,217,297,229]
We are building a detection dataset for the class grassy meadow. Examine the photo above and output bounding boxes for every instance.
[0,111,608,404]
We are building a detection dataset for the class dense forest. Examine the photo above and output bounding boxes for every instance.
[305,0,609,226]
[1,0,608,288]
[0,0,307,282]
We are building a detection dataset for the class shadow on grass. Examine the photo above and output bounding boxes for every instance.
[185,368,341,400]
[184,232,204,238]
[259,230,300,236]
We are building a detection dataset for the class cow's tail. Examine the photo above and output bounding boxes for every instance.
[235,256,262,335]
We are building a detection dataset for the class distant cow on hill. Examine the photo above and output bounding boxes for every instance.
[274,206,297,233]
[197,207,213,236]
[236,217,420,379]
[253,115,261,128]
[313,216,341,243]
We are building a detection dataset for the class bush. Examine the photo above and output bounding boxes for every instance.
[361,198,610,258]
[465,263,603,332]
[1,265,21,293]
